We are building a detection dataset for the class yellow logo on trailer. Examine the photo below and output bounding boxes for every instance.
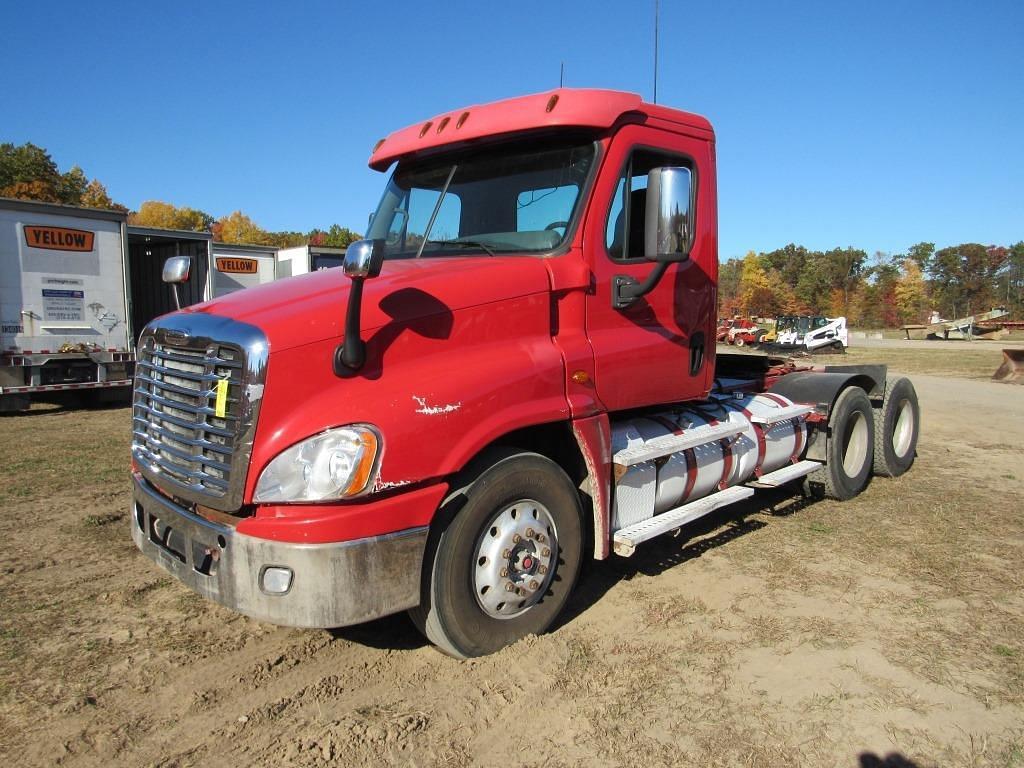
[215,257,258,274]
[24,225,95,252]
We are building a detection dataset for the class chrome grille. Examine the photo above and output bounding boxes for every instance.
[131,316,268,511]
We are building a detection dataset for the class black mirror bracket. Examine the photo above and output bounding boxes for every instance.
[334,239,386,377]
[612,262,669,309]
[334,277,367,376]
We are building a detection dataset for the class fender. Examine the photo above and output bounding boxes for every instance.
[768,368,886,461]
[571,413,613,559]
[245,292,571,507]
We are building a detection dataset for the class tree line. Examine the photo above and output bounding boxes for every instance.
[0,141,361,249]
[721,241,1024,327]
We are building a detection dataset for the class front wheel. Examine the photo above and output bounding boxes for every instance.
[410,451,583,658]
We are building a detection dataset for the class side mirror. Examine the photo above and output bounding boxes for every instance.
[162,255,191,284]
[611,167,696,309]
[162,256,191,310]
[336,239,386,375]
[343,239,385,279]
[644,166,695,262]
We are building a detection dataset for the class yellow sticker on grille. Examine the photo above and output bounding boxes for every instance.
[215,377,229,418]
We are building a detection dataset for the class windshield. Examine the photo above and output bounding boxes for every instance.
[366,139,596,258]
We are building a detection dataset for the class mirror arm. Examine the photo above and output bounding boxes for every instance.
[611,262,669,309]
[334,278,367,375]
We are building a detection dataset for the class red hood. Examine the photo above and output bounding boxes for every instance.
[186,256,552,352]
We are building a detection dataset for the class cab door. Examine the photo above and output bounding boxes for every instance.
[583,124,716,411]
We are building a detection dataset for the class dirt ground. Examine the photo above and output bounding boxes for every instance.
[1,360,1023,767]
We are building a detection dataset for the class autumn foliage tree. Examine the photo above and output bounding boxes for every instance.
[130,201,214,231]
[718,238,1023,328]
[0,141,123,210]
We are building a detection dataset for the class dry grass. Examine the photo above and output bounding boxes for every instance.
[721,339,1013,379]
[827,345,1009,378]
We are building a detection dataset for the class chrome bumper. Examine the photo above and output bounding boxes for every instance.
[130,475,427,628]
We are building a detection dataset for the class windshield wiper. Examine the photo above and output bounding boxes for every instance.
[425,239,497,257]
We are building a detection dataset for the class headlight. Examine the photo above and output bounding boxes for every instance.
[253,425,381,503]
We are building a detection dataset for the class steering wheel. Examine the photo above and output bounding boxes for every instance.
[544,221,569,231]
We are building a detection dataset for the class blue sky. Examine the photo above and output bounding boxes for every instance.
[2,0,1021,260]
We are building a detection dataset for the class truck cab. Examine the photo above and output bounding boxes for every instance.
[130,89,917,657]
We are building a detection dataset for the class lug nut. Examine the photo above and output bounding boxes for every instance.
[513,534,521,543]
[499,568,508,577]
[502,549,511,558]
[528,580,539,590]
[505,582,515,592]
[539,565,548,575]
[536,534,546,543]
[541,547,550,557]
[525,528,535,538]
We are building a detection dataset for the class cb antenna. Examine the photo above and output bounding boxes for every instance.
[560,61,564,88]
[653,0,659,103]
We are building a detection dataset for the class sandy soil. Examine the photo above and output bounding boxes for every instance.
[1,371,1022,767]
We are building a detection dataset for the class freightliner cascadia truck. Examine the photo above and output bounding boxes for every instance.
[130,89,920,658]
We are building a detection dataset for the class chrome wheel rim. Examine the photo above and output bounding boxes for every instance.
[892,398,914,457]
[473,499,558,619]
[842,410,869,476]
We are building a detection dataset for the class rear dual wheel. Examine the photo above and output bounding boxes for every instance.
[806,385,875,500]
[409,451,583,659]
[872,376,919,477]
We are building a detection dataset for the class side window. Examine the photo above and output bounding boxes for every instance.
[604,149,690,261]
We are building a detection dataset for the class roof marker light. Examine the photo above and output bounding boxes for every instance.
[545,94,560,113]
[456,111,470,129]
[436,116,450,133]
[372,138,385,153]
[419,121,433,138]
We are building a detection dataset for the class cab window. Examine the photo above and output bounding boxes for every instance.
[605,148,690,261]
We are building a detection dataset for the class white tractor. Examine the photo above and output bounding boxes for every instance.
[774,316,848,353]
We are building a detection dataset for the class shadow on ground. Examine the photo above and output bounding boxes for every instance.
[331,483,817,653]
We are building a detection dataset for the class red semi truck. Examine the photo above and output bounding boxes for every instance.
[130,89,920,658]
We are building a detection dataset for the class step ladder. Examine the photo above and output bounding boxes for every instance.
[611,460,823,556]
[612,421,744,468]
[745,459,821,488]
[748,403,814,425]
[613,486,754,556]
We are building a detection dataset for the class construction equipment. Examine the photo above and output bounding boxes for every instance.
[902,308,1009,340]
[992,349,1024,384]
[762,316,848,353]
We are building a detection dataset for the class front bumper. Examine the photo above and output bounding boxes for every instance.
[130,474,427,628]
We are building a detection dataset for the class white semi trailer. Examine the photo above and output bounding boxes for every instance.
[1,198,280,411]
[275,244,346,277]
[0,198,134,411]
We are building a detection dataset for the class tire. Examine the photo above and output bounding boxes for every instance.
[409,451,583,658]
[806,386,875,500]
[872,376,919,477]
[734,336,746,347]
